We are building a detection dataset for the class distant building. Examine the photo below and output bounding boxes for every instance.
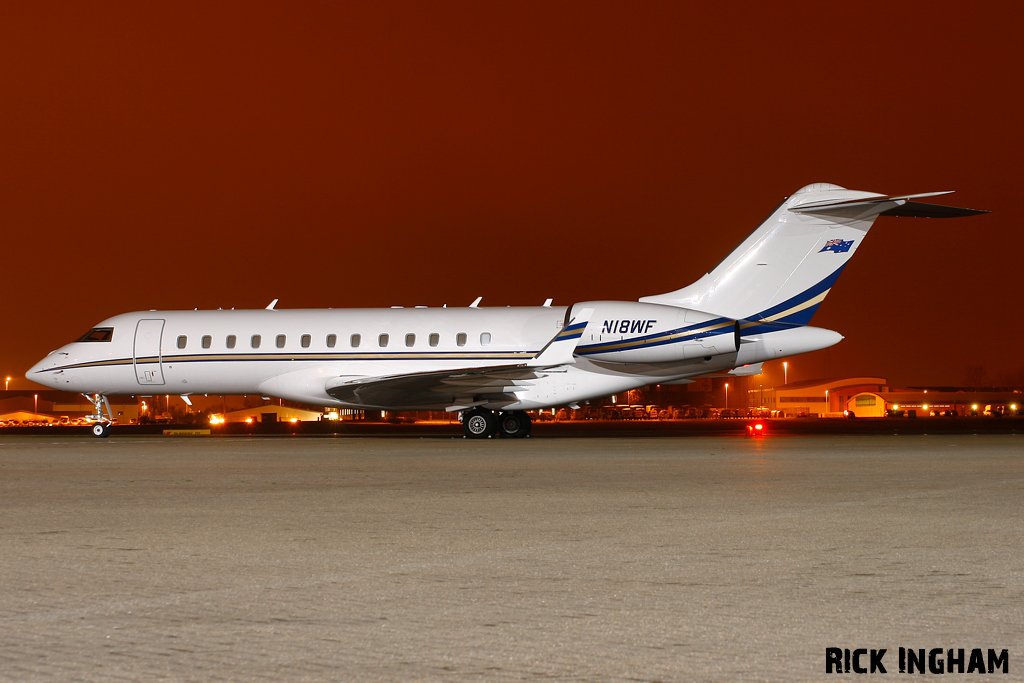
[220,404,324,423]
[749,378,1022,417]
[752,378,888,417]
[0,391,140,423]
[873,389,1021,417]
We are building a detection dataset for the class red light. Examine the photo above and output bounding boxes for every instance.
[755,423,763,430]
[747,422,766,437]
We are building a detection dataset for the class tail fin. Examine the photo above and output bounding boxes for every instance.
[640,183,986,325]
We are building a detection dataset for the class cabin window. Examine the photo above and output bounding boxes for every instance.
[201,335,212,349]
[378,333,389,348]
[326,334,337,348]
[276,334,286,348]
[226,335,236,349]
[480,332,491,347]
[456,332,467,347]
[429,333,439,347]
[77,327,113,342]
[350,334,360,348]
[301,334,311,348]
[405,333,415,348]
[251,334,261,349]
[177,335,187,349]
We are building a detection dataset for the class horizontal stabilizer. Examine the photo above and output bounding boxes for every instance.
[791,192,988,219]
[879,201,988,218]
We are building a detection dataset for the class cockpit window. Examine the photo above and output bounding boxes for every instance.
[78,327,113,342]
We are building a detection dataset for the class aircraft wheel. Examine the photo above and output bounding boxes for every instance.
[498,411,531,438]
[92,423,111,438]
[463,409,496,439]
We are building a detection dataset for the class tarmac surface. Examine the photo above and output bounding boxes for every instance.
[1,434,1021,682]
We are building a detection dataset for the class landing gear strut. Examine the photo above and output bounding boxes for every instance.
[84,393,114,438]
[461,409,532,439]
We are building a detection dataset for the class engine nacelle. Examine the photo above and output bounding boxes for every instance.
[572,301,737,364]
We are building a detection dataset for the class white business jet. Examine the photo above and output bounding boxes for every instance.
[28,183,985,438]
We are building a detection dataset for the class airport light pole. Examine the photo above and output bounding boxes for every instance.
[34,394,38,413]
[5,377,10,391]
[825,389,829,412]
[783,362,788,385]
[724,383,729,409]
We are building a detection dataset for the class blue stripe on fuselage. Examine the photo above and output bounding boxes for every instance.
[575,265,846,356]
[576,317,733,356]
[749,264,846,326]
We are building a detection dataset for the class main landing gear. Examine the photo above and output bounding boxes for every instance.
[84,393,114,438]
[462,408,532,439]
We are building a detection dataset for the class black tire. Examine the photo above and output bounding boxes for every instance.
[498,411,532,438]
[463,409,496,439]
[92,423,111,438]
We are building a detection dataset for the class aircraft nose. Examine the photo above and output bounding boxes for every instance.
[27,355,58,386]
[27,360,46,384]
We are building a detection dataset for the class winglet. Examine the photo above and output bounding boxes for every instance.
[528,308,593,367]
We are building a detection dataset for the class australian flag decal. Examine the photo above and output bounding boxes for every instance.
[819,239,854,254]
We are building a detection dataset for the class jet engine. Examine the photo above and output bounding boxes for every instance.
[572,301,737,364]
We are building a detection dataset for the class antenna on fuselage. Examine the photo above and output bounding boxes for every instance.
[469,297,482,308]
[543,299,553,307]
[266,299,279,310]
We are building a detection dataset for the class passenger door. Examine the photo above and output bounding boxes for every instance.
[134,319,166,385]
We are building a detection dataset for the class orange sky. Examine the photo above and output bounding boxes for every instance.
[2,1,1021,389]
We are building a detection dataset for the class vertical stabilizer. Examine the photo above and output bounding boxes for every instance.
[640,184,982,324]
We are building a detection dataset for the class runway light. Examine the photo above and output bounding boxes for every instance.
[972,404,979,411]
[245,417,254,424]
[289,417,298,423]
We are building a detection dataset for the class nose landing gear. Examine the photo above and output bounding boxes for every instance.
[461,409,532,439]
[84,393,114,438]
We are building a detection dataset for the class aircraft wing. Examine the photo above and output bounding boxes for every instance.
[325,364,544,410]
[323,308,593,410]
